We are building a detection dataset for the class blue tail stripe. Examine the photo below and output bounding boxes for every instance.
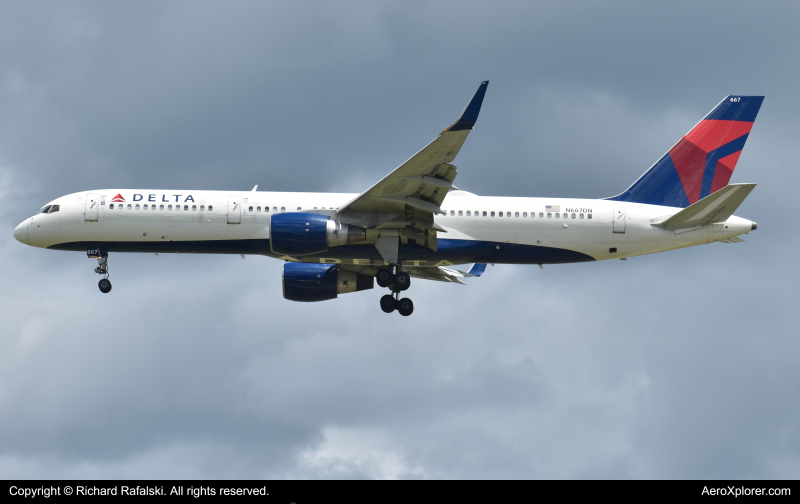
[699,133,749,199]
[609,153,689,208]
[705,96,764,122]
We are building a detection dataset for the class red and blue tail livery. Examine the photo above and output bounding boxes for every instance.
[609,95,764,208]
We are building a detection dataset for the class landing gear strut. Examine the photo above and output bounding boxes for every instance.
[94,255,112,293]
[376,266,413,316]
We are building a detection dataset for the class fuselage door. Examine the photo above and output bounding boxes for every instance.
[612,203,626,233]
[85,193,99,221]
[227,196,242,224]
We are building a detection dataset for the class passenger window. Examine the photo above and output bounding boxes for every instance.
[490,211,495,217]
[297,207,302,210]
[208,205,213,211]
[466,211,471,216]
[40,205,51,214]
[587,214,592,219]
[272,207,277,212]
[257,206,261,212]
[539,212,543,218]
[449,210,454,216]
[49,205,60,213]
[564,213,568,219]
[200,205,205,211]
[458,210,463,216]
[523,212,527,217]
[482,211,487,217]
[515,212,519,217]
[280,207,285,212]
[143,204,148,210]
[184,205,188,210]
[571,213,576,219]
[265,206,270,212]
[152,205,156,210]
[109,204,114,209]
[554,213,559,218]
[248,206,253,212]
[160,204,164,210]
[192,205,197,211]
[135,204,140,210]
[579,213,584,219]
[168,205,172,210]
[547,213,552,218]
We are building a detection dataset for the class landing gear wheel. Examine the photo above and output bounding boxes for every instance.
[380,294,397,313]
[394,272,411,291]
[98,278,112,294]
[397,297,414,316]
[376,268,392,288]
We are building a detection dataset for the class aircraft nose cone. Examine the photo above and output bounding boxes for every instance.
[13,220,29,244]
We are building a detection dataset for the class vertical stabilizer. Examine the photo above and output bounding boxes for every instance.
[608,96,763,208]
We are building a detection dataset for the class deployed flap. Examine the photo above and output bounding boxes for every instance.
[338,82,489,255]
[657,183,756,230]
[406,266,466,284]
[404,264,488,284]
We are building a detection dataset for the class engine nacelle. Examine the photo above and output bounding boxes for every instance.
[270,212,366,256]
[282,262,374,302]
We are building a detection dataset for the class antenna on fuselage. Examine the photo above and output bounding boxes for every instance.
[251,185,258,192]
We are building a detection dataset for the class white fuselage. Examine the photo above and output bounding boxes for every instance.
[15,189,755,266]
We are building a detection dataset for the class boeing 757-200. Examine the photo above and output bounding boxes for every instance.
[13,82,762,316]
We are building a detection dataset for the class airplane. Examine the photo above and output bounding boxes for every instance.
[13,82,763,316]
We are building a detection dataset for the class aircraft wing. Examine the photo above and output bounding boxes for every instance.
[337,81,489,260]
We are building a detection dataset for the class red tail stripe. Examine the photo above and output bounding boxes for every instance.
[684,119,753,152]
[669,139,706,204]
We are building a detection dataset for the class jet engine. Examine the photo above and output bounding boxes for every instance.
[270,212,366,256]
[282,262,374,302]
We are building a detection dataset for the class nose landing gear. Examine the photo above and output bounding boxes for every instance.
[92,254,112,294]
[98,277,112,293]
[376,267,413,316]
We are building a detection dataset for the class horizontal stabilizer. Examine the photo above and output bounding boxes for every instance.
[657,183,756,230]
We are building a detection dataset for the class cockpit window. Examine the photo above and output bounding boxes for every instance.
[48,205,60,213]
[40,205,51,214]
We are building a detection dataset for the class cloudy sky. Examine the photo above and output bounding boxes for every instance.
[1,0,798,479]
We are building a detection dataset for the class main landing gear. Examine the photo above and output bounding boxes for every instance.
[376,267,413,316]
[94,255,112,294]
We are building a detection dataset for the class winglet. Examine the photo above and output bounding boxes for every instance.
[447,81,489,131]
[467,263,487,276]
